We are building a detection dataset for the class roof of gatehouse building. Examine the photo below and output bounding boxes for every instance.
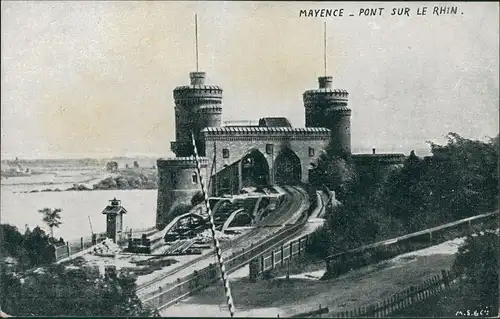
[258,117,292,128]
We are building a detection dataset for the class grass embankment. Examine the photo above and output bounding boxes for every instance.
[259,253,325,280]
[392,283,497,317]
[179,253,454,316]
[318,216,496,280]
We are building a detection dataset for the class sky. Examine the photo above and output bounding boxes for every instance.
[1,1,498,159]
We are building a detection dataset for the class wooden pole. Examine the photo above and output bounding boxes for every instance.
[214,141,217,196]
[195,14,199,72]
[286,258,290,279]
[324,22,327,76]
[88,216,94,235]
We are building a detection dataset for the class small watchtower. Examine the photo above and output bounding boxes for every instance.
[102,197,127,243]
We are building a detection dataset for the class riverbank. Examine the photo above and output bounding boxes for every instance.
[6,168,158,193]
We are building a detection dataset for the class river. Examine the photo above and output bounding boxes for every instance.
[1,187,158,240]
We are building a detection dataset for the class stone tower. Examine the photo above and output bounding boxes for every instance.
[156,70,221,229]
[171,72,223,157]
[156,157,207,229]
[303,76,351,155]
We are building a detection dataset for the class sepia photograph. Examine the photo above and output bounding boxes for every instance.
[1,1,498,317]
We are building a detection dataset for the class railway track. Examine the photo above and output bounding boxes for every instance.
[136,185,309,301]
[141,185,312,311]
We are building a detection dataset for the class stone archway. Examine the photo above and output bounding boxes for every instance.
[274,148,302,185]
[241,149,270,188]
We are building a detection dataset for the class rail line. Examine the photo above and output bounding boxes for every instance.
[135,185,308,298]
[142,185,313,311]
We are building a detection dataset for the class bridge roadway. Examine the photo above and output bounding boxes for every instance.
[136,185,308,300]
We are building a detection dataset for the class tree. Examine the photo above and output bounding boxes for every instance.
[452,230,499,315]
[425,133,499,219]
[191,191,205,207]
[22,226,56,267]
[309,131,499,278]
[1,224,56,270]
[374,133,499,232]
[1,264,154,316]
[38,208,62,238]
[310,152,357,201]
[372,150,437,232]
[308,199,387,260]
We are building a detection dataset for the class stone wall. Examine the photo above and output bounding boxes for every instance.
[156,157,208,229]
[303,76,352,154]
[201,128,330,193]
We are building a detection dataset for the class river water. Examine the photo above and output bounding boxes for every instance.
[1,186,158,241]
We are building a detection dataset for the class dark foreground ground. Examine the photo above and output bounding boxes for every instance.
[163,250,457,317]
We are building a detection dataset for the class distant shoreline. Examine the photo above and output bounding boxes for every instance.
[3,169,158,194]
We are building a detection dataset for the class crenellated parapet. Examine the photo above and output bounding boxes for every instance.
[303,76,352,155]
[173,72,223,104]
[303,89,349,108]
[157,156,209,167]
[196,105,223,113]
[201,127,331,141]
[173,87,223,104]
[303,76,350,109]
[172,72,223,157]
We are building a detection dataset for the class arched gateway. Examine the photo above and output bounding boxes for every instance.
[241,149,270,188]
[274,148,302,185]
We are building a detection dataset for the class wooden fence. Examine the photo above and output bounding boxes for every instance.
[142,187,311,311]
[248,188,325,279]
[249,233,311,279]
[287,269,462,318]
[324,211,498,277]
[52,226,157,262]
[53,234,105,261]
[249,211,497,281]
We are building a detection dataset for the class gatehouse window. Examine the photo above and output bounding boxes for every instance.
[192,172,198,184]
[222,148,230,158]
[170,171,178,184]
[309,147,315,157]
[266,144,274,155]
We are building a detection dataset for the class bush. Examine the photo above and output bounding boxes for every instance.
[313,132,499,266]
[0,264,154,316]
[170,203,193,218]
[452,231,499,313]
[1,224,55,270]
[93,172,158,190]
